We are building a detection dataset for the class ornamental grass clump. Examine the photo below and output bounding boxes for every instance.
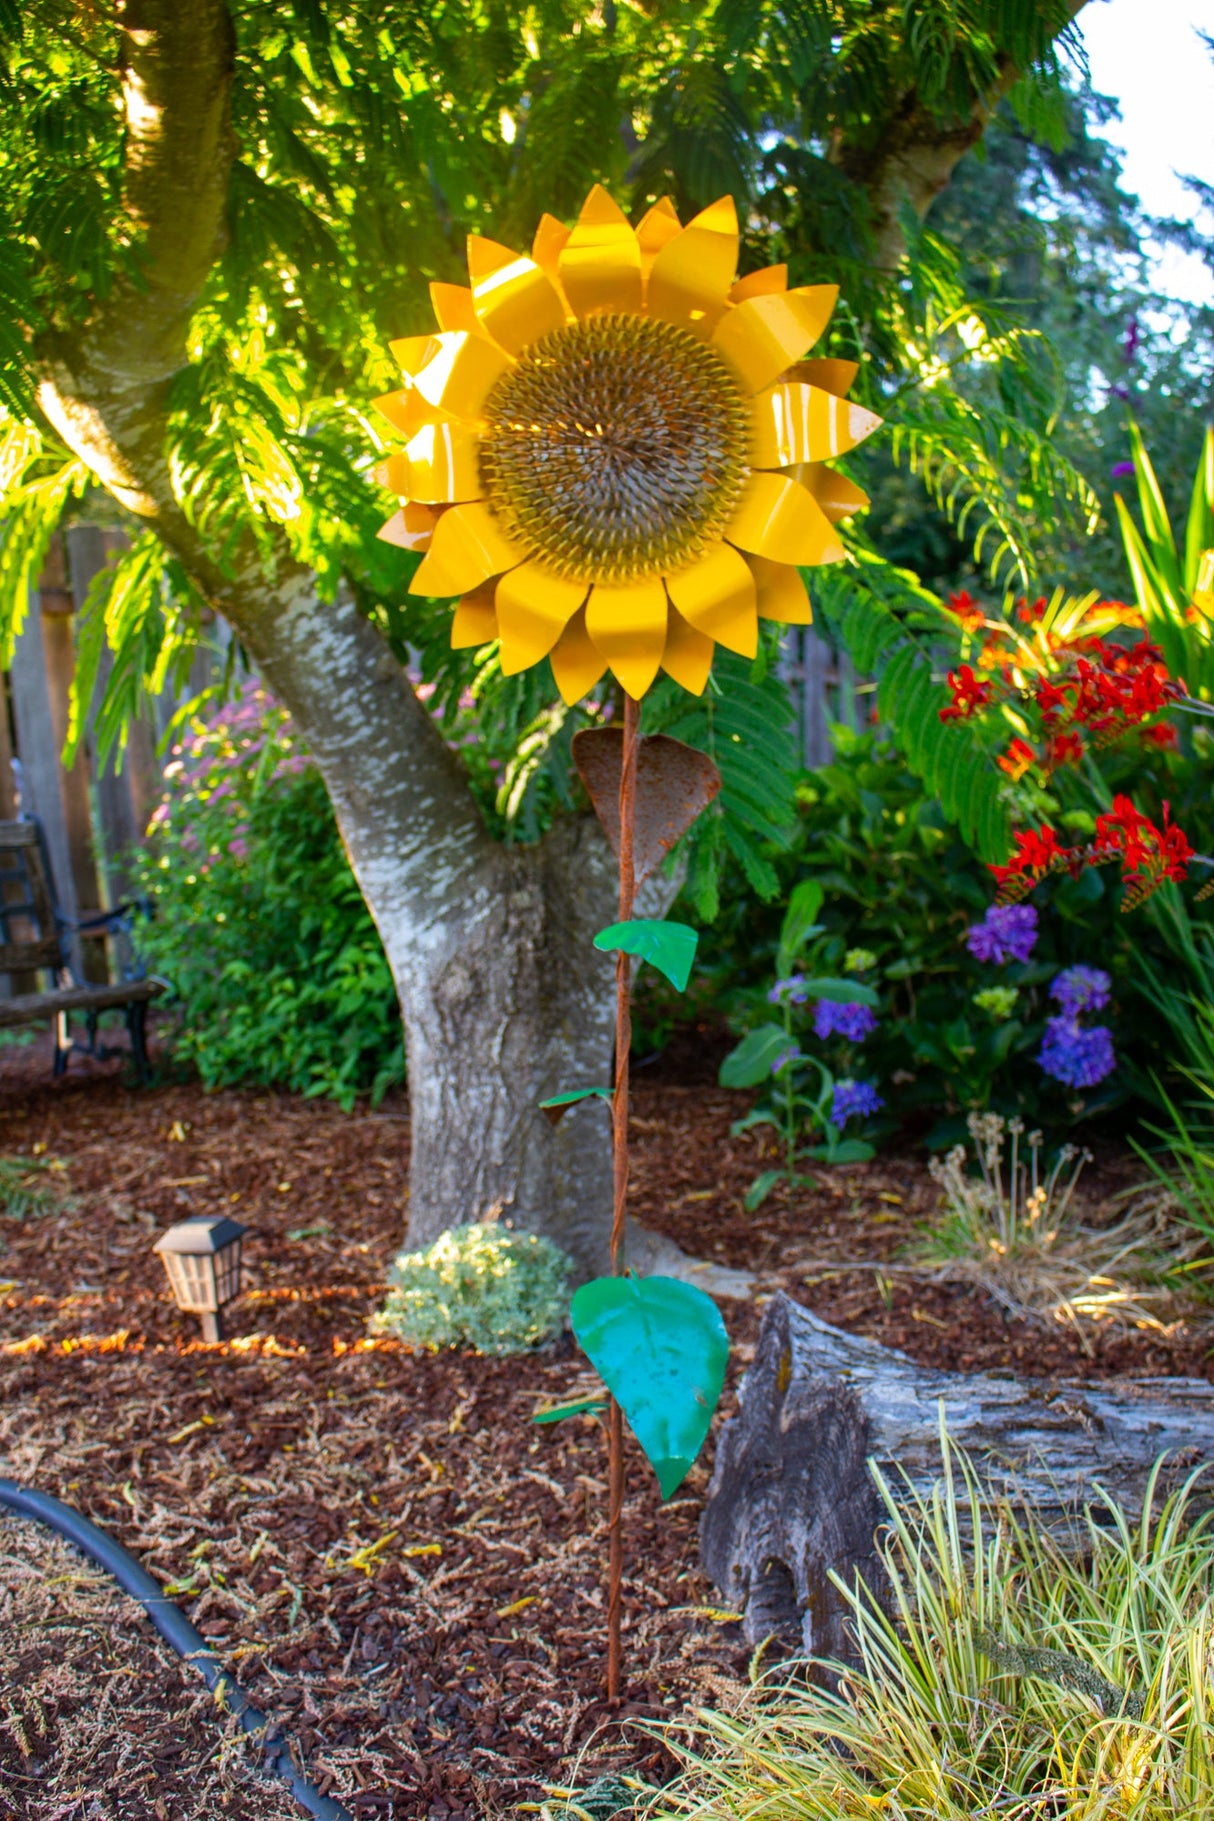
[371,1221,572,1355]
[646,1441,1214,1821]
[914,1112,1208,1343]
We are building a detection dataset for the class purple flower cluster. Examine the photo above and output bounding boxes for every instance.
[1038,1018,1116,1089]
[770,1044,804,1076]
[832,1080,884,1125]
[965,903,1038,965]
[813,999,878,1043]
[1038,963,1115,1090]
[1051,966,1111,1016]
[767,974,810,1006]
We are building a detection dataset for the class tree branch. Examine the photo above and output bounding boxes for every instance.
[833,1,1090,271]
[32,0,492,885]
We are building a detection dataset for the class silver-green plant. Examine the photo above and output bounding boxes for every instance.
[371,1220,572,1356]
[645,1435,1214,1820]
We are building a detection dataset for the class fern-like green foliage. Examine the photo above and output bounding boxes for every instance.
[815,556,1011,863]
[0,418,88,664]
[650,650,802,920]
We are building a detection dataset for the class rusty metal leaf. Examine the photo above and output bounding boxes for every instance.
[572,728,721,883]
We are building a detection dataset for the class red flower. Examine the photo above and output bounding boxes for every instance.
[946,590,985,632]
[997,738,1037,781]
[990,825,1068,899]
[1044,731,1085,772]
[1140,722,1178,749]
[940,664,993,722]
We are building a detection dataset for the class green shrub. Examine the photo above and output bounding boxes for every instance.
[133,686,404,1109]
[370,1221,573,1354]
[649,1439,1214,1821]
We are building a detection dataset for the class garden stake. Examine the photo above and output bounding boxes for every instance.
[607,690,640,1700]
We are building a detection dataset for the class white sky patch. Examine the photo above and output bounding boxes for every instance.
[1078,0,1214,305]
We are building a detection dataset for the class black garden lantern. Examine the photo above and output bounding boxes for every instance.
[154,1216,247,1342]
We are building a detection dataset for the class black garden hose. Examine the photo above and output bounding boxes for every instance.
[0,1477,352,1821]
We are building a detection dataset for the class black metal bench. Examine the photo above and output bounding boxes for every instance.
[0,819,162,1081]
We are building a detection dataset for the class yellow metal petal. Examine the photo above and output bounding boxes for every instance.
[787,462,871,525]
[532,212,571,281]
[549,607,607,706]
[647,196,738,330]
[451,583,499,649]
[711,285,839,393]
[558,184,643,318]
[378,502,438,552]
[390,334,443,377]
[730,264,787,302]
[467,235,523,283]
[585,577,667,699]
[374,452,411,495]
[665,542,757,656]
[788,356,860,398]
[750,554,812,625]
[404,421,483,503]
[495,561,587,675]
[636,197,683,272]
[751,382,882,467]
[372,390,431,438]
[430,283,479,333]
[661,603,714,694]
[470,250,568,355]
[725,471,845,566]
[412,331,514,419]
[410,501,525,596]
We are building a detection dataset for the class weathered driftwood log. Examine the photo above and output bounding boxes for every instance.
[701,1293,1214,1659]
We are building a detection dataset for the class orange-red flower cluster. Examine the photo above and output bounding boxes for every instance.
[939,609,1182,780]
[990,796,1193,911]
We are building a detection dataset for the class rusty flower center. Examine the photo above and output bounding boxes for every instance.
[480,313,749,584]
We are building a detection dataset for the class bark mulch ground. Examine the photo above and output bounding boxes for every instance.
[1,1025,1211,1819]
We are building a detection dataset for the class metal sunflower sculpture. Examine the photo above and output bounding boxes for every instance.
[373,187,883,1702]
[375,185,881,702]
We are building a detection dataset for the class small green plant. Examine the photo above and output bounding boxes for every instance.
[370,1221,573,1355]
[647,1437,1214,1821]
[718,879,885,1206]
[0,1153,64,1220]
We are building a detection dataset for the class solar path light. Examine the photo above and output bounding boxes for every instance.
[154,1216,247,1342]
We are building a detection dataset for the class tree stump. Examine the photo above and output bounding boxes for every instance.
[700,1293,1214,1659]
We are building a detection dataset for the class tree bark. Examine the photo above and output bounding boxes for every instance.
[701,1294,1214,1659]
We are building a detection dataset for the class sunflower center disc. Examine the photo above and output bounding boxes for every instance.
[480,314,750,585]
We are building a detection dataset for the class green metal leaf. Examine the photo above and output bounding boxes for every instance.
[718,1023,789,1088]
[593,919,698,991]
[570,1274,729,1499]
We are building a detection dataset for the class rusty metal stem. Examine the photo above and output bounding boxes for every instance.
[606,692,639,1702]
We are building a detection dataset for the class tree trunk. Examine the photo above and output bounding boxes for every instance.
[701,1294,1214,1660]
[244,575,629,1271]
